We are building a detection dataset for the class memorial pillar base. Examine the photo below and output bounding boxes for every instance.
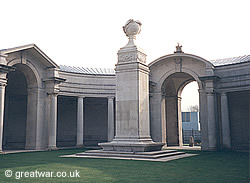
[99,141,164,152]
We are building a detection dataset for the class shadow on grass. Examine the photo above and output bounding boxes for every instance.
[0,148,249,183]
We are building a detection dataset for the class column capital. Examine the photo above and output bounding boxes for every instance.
[177,96,182,101]
[107,96,115,100]
[199,75,220,82]
[44,77,66,95]
[221,92,228,96]
[0,64,15,74]
[78,96,85,99]
[206,91,214,95]
[47,92,59,97]
[198,89,206,93]
[0,79,7,87]
[0,64,15,73]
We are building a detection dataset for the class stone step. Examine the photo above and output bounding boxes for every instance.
[151,151,185,159]
[76,150,185,159]
[83,149,177,155]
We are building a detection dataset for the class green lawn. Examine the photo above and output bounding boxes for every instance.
[0,148,248,183]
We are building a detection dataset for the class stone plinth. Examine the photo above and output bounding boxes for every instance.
[99,141,164,152]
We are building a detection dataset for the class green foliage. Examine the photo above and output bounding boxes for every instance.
[0,149,248,183]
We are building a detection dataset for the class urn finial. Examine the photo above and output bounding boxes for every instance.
[123,19,142,46]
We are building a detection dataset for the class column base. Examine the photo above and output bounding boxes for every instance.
[76,144,84,148]
[208,147,217,151]
[47,146,58,150]
[221,147,232,151]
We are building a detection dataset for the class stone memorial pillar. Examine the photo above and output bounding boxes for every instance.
[99,19,164,152]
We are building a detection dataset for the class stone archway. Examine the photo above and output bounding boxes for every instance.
[3,69,28,150]
[3,63,41,150]
[149,53,217,151]
[161,72,198,146]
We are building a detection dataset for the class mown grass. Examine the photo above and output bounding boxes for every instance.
[0,148,248,183]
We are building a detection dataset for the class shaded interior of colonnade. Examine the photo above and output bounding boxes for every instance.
[227,90,250,151]
[3,69,28,150]
[84,98,108,146]
[57,96,108,147]
[162,72,200,146]
[57,96,77,147]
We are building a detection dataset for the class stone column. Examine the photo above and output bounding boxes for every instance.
[221,92,231,149]
[0,62,15,152]
[207,92,217,150]
[107,96,115,142]
[199,76,219,151]
[48,93,58,150]
[76,96,84,147]
[198,89,209,150]
[166,96,179,146]
[44,75,66,150]
[177,96,183,146]
[0,83,6,152]
[160,94,167,144]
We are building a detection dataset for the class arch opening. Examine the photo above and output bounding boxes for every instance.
[3,69,28,150]
[161,72,201,147]
[181,81,200,146]
[3,63,40,150]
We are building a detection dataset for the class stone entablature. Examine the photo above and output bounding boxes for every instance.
[58,71,116,98]
[214,62,250,93]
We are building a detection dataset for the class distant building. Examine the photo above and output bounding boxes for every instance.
[182,112,200,144]
[182,112,200,131]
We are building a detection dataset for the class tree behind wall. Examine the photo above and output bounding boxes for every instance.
[187,105,199,112]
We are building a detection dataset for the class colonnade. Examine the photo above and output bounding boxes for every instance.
[0,87,115,151]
